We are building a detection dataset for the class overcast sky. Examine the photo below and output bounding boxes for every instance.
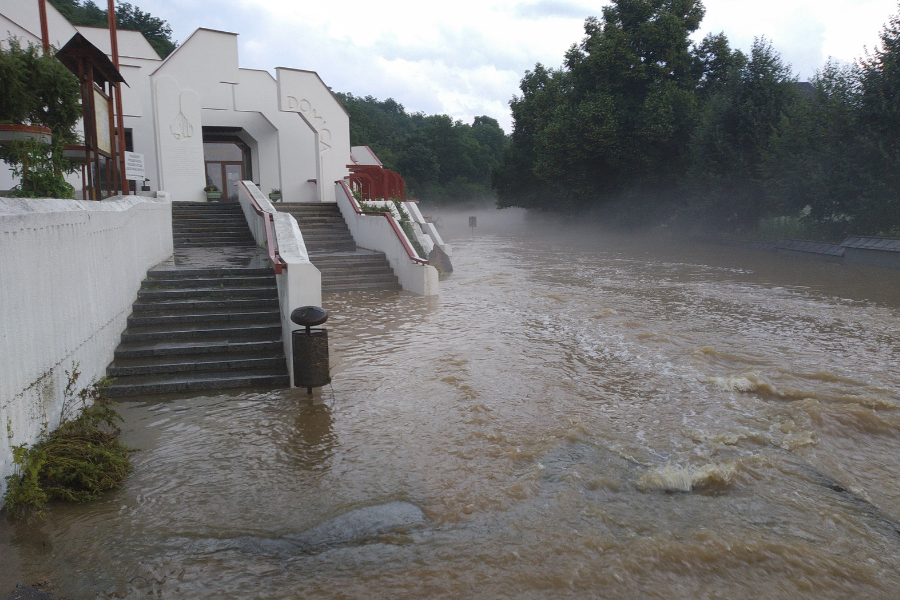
[135,0,900,131]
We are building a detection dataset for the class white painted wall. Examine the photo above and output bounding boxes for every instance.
[0,195,173,503]
[0,0,77,51]
[277,68,351,202]
[150,30,349,203]
[335,182,439,296]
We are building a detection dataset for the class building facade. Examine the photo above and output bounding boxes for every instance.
[1,0,351,202]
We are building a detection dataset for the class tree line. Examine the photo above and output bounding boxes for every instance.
[493,0,900,239]
[336,93,508,204]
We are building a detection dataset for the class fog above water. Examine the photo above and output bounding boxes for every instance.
[431,204,900,306]
[2,207,899,599]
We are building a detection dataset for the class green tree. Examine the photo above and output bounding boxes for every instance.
[495,0,708,215]
[493,64,571,209]
[684,38,798,232]
[853,4,900,235]
[764,61,865,238]
[337,93,508,203]
[0,40,81,198]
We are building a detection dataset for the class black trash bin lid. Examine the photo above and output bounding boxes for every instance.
[291,306,328,327]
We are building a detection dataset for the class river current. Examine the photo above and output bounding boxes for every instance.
[2,209,900,598]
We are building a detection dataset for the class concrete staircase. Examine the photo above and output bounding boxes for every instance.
[172,202,256,248]
[105,202,288,396]
[277,203,401,292]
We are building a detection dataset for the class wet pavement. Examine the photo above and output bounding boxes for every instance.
[150,247,272,271]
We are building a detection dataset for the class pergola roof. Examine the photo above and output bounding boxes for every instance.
[56,32,126,86]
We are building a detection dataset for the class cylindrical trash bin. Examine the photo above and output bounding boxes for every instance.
[292,328,329,390]
[290,306,330,393]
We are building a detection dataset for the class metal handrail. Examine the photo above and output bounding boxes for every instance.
[337,180,428,265]
[238,181,287,274]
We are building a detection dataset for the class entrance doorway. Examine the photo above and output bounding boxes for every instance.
[203,139,251,202]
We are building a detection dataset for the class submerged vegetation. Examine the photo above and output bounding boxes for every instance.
[493,0,900,239]
[336,93,508,205]
[3,365,132,516]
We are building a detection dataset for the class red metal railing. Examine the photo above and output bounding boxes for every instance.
[337,180,428,265]
[347,164,405,202]
[238,181,287,274]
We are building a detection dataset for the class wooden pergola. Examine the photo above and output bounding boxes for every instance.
[55,32,128,200]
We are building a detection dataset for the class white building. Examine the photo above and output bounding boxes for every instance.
[1,0,351,203]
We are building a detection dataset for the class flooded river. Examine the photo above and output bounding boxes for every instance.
[2,210,900,598]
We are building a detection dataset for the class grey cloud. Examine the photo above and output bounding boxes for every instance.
[774,11,827,80]
[513,0,595,20]
[370,24,533,74]
[135,0,516,127]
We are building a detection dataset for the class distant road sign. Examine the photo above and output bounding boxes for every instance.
[469,216,477,228]
[124,151,145,181]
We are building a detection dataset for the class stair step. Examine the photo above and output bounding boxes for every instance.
[105,369,290,396]
[173,226,251,232]
[311,255,392,265]
[137,287,276,300]
[323,281,402,292]
[148,267,274,278]
[132,298,280,312]
[142,275,274,288]
[120,322,281,343]
[322,275,401,286]
[175,242,257,248]
[127,309,280,326]
[173,235,255,241]
[114,338,283,359]
[108,354,285,377]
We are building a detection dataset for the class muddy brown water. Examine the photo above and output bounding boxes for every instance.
[2,210,900,599]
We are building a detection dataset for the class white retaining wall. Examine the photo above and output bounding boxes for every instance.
[236,182,322,387]
[404,201,452,257]
[0,196,173,501]
[335,183,439,296]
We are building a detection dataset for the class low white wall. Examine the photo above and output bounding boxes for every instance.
[404,201,452,257]
[0,196,173,502]
[335,183,439,296]
[236,182,322,387]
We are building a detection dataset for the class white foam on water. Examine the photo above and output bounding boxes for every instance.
[637,461,739,493]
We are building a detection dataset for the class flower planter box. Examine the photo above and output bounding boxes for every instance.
[206,191,222,201]
[268,193,282,202]
[63,144,89,165]
[0,124,52,146]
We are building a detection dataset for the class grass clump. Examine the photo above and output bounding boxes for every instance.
[3,365,132,516]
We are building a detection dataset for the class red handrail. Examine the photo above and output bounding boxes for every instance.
[337,180,428,265]
[238,181,287,274]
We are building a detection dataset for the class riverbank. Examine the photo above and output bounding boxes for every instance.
[698,235,900,269]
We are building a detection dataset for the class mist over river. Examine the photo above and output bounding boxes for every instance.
[2,209,900,599]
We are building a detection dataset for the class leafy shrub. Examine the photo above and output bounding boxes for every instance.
[3,365,132,516]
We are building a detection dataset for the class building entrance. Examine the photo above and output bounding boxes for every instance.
[203,139,251,202]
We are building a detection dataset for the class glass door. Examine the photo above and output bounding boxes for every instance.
[224,164,243,202]
[204,140,250,202]
[205,162,224,195]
